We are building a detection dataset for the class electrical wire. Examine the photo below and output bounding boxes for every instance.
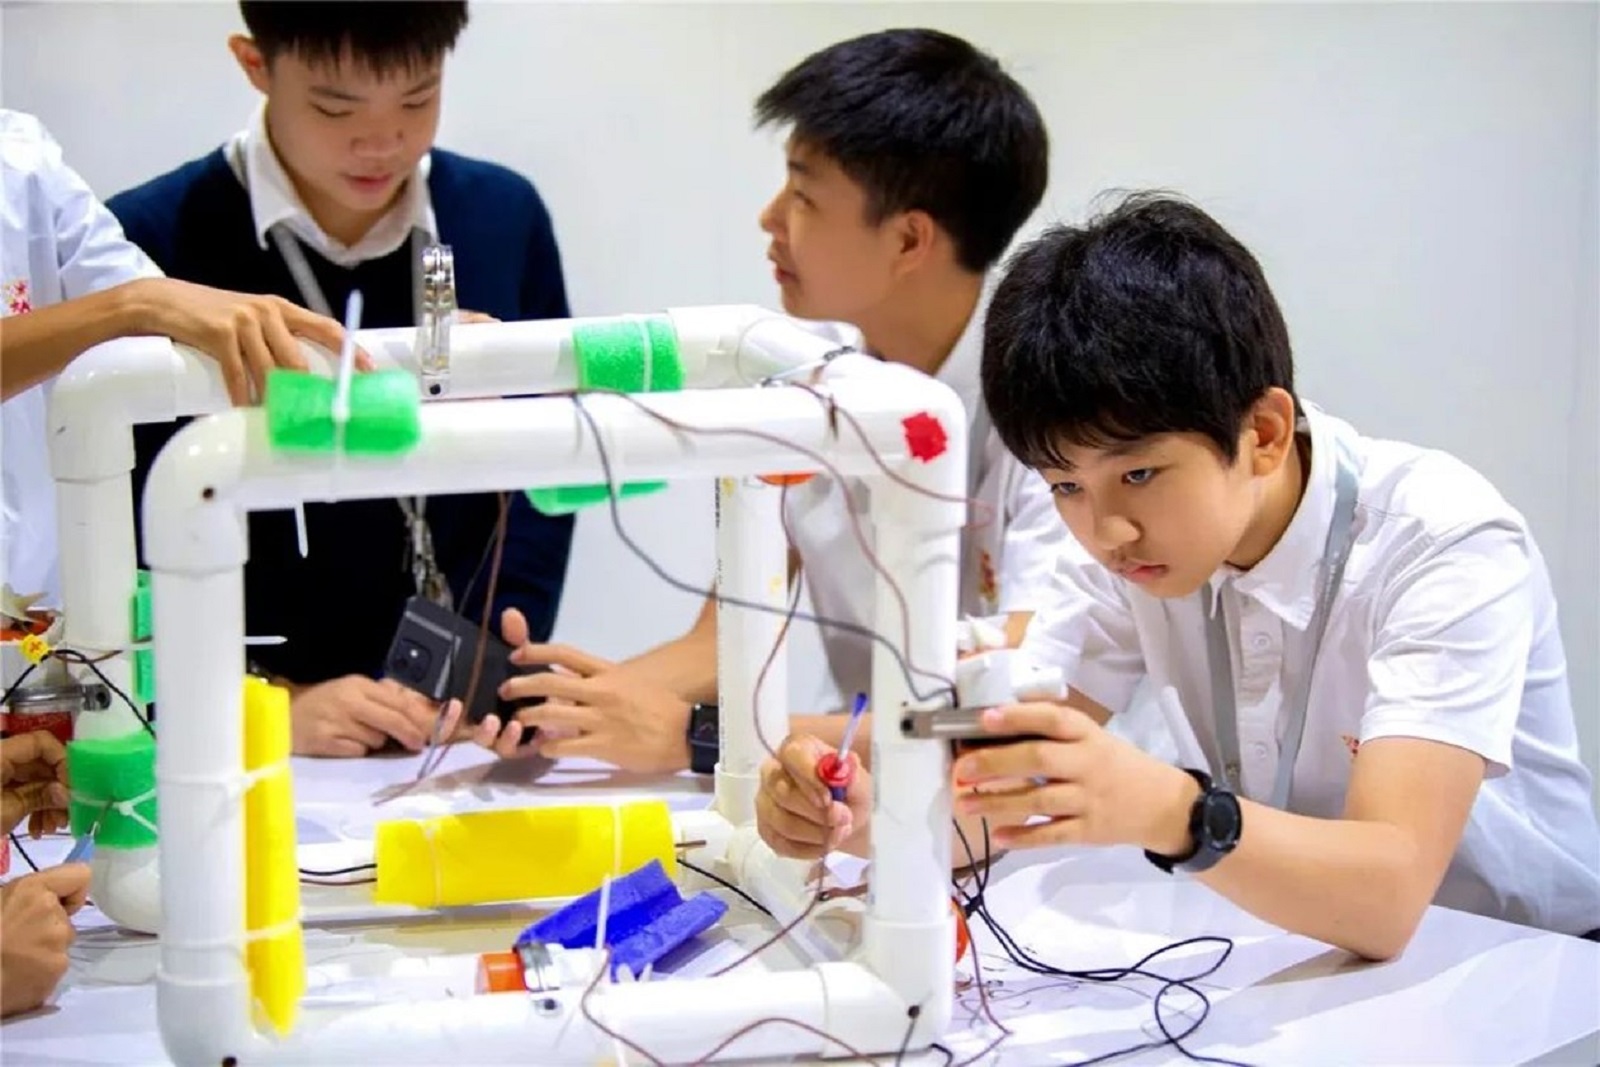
[747,483,807,759]
[297,862,376,878]
[50,649,154,736]
[563,389,960,704]
[678,856,773,919]
[7,832,40,873]
[950,819,1250,1067]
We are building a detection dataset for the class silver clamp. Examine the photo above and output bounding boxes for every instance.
[416,243,457,398]
[900,649,1068,743]
[900,706,989,742]
[5,680,111,717]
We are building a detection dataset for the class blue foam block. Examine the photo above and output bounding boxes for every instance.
[610,893,728,978]
[516,859,729,976]
[519,859,676,949]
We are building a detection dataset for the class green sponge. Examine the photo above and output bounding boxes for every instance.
[527,316,684,516]
[130,570,152,640]
[67,732,157,849]
[130,569,155,706]
[265,369,421,456]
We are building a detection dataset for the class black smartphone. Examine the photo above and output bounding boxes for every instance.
[382,596,547,727]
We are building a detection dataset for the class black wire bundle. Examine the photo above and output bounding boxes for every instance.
[953,820,1251,1067]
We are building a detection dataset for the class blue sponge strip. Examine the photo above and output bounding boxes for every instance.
[520,859,675,947]
[516,859,728,977]
[610,894,728,978]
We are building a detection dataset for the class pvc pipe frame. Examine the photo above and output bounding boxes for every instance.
[56,308,965,1064]
[44,306,825,932]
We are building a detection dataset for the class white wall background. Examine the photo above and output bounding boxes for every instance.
[3,1,1596,802]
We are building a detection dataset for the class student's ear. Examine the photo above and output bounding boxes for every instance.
[228,34,272,94]
[1245,387,1298,477]
[887,209,939,280]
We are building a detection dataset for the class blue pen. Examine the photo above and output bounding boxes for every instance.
[64,834,95,864]
[817,692,869,802]
[64,808,103,864]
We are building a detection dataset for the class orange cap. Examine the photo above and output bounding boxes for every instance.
[476,950,526,994]
[952,898,971,963]
[757,472,814,487]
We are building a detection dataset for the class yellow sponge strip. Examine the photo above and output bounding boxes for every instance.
[373,802,676,909]
[242,676,304,1036]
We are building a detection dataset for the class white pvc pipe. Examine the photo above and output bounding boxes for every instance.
[861,414,965,1040]
[713,476,788,827]
[149,567,251,1062]
[44,309,842,936]
[723,824,861,964]
[145,359,961,1064]
[211,959,900,1065]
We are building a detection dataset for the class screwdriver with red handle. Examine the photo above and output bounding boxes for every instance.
[816,692,868,801]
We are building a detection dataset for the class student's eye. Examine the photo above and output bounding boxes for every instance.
[313,105,353,119]
[1123,467,1158,486]
[402,98,435,111]
[1049,481,1080,498]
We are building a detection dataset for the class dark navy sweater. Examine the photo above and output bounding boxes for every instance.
[108,148,575,685]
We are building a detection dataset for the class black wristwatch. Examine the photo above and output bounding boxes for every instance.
[687,702,719,775]
[1145,768,1241,874]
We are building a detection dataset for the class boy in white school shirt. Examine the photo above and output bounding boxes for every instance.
[757,193,1600,957]
[0,109,344,609]
[471,29,1069,780]
[0,109,342,1020]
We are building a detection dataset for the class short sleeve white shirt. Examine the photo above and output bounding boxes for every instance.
[784,286,1071,699]
[0,110,159,605]
[1023,404,1600,935]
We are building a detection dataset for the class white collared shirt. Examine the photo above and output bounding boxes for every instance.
[0,110,159,606]
[784,285,1071,700]
[227,104,436,268]
[1024,404,1600,935]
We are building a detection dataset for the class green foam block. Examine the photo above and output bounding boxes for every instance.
[265,369,421,456]
[133,648,154,706]
[526,481,663,516]
[527,317,682,516]
[130,569,151,641]
[67,732,157,849]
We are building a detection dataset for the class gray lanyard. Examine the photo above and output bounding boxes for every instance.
[1204,436,1360,808]
[269,225,452,610]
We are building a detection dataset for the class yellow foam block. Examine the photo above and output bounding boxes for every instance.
[373,801,676,909]
[242,676,304,1036]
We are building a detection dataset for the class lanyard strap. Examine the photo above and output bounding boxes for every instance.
[269,225,451,609]
[269,225,427,324]
[1205,436,1361,809]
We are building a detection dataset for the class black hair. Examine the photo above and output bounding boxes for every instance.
[982,192,1296,468]
[240,1,469,75]
[755,28,1048,273]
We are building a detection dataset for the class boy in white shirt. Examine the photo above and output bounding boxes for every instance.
[756,193,1600,956]
[471,29,1067,775]
[0,109,345,607]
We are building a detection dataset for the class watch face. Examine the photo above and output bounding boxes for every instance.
[1202,793,1242,846]
[690,705,719,743]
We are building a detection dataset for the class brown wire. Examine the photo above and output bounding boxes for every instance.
[572,387,961,697]
[748,484,806,761]
[575,941,890,1067]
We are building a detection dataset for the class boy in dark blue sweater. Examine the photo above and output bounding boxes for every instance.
[108,2,575,757]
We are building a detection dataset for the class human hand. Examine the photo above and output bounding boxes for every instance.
[477,664,693,773]
[0,863,91,1017]
[473,609,690,773]
[755,734,871,860]
[0,731,70,839]
[289,675,446,758]
[457,310,499,325]
[952,703,1199,853]
[127,277,372,406]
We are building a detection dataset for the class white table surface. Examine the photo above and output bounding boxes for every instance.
[2,742,1596,1066]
